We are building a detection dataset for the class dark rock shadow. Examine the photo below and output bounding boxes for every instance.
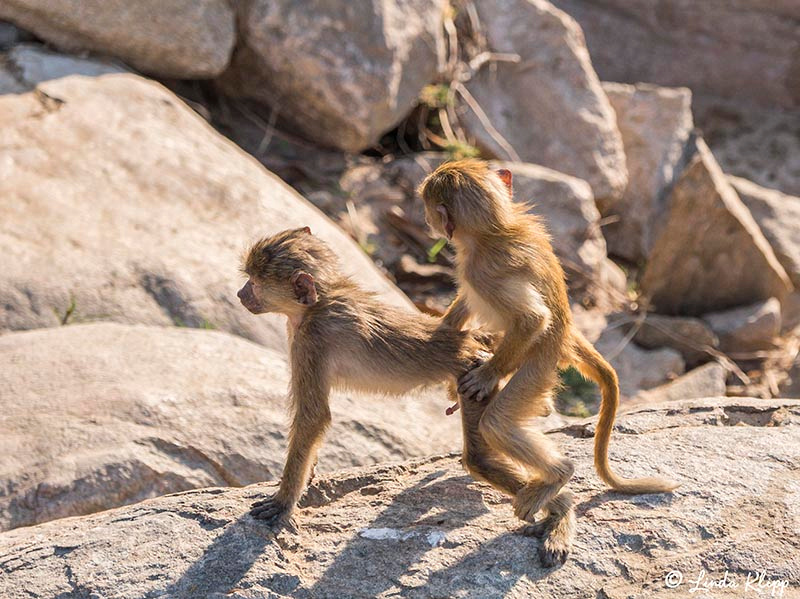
[306,470,557,599]
[420,531,556,599]
[575,488,678,517]
[161,511,273,598]
[159,468,578,598]
[306,470,490,598]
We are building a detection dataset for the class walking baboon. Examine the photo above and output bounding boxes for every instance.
[238,227,490,526]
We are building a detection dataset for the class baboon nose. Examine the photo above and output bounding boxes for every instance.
[237,287,245,300]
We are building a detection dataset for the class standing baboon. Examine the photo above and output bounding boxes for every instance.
[419,160,678,565]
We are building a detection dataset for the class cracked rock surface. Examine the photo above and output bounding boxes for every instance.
[2,398,798,598]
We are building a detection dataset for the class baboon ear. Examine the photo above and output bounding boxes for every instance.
[496,169,513,195]
[299,226,312,235]
[436,205,455,239]
[291,271,318,306]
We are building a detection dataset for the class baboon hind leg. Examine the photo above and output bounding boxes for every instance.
[454,382,527,497]
[456,378,575,566]
[477,359,575,522]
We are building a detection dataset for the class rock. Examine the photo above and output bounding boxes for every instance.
[0,65,411,350]
[729,176,800,287]
[784,292,800,333]
[594,326,684,399]
[2,398,798,598]
[704,298,782,353]
[460,0,627,204]
[601,82,694,261]
[704,106,800,197]
[550,0,800,110]
[0,0,234,78]
[633,314,718,368]
[0,323,461,531]
[0,44,124,95]
[0,60,26,95]
[779,361,800,398]
[633,362,727,405]
[640,138,792,315]
[570,304,607,343]
[218,0,444,153]
[0,20,32,49]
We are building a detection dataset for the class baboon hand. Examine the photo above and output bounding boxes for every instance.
[458,363,499,402]
[472,348,493,367]
[250,494,293,528]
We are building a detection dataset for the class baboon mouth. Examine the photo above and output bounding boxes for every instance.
[240,300,263,314]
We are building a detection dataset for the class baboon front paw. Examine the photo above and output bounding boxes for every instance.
[250,495,292,525]
[457,364,499,402]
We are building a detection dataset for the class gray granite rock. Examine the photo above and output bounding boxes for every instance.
[2,398,798,598]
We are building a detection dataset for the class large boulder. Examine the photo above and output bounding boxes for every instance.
[460,0,627,204]
[641,138,792,315]
[551,0,800,110]
[0,58,411,351]
[730,176,800,287]
[0,323,461,532]
[2,398,797,598]
[218,0,445,153]
[601,82,693,261]
[0,1,235,78]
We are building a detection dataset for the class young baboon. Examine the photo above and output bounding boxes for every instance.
[419,159,678,566]
[237,227,490,527]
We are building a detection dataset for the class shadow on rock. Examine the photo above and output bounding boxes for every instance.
[307,470,490,597]
[163,511,275,597]
[307,468,555,598]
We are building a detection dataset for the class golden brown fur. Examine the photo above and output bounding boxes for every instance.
[238,227,489,525]
[419,159,678,566]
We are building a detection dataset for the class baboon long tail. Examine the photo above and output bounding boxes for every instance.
[570,331,679,494]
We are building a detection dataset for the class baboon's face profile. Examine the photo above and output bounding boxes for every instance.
[237,276,284,314]
[238,227,321,315]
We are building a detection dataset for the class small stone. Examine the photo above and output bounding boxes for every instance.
[703,298,782,353]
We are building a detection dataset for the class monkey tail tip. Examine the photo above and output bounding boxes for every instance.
[599,469,680,495]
